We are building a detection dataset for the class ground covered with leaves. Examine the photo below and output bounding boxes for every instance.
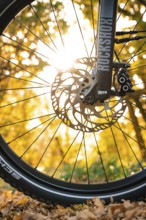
[0,190,146,220]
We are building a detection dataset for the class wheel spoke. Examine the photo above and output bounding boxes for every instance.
[87,109,108,182]
[49,0,65,48]
[90,0,96,52]
[52,131,81,178]
[82,116,90,184]
[93,131,108,182]
[127,42,146,63]
[70,135,84,183]
[0,55,50,85]
[30,4,58,51]
[0,74,48,86]
[35,120,62,169]
[71,0,89,57]
[116,0,129,22]
[1,34,51,61]
[114,120,144,170]
[0,86,49,91]
[15,17,57,53]
[117,8,146,58]
[0,113,55,129]
[113,124,145,149]
[105,110,127,178]
[129,64,146,72]
[0,92,50,108]
[20,117,56,158]
[8,116,56,145]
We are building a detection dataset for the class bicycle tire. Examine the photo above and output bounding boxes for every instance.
[0,0,146,205]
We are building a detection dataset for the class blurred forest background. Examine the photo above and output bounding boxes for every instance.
[0,0,146,187]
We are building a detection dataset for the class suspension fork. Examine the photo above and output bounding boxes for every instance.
[83,0,118,103]
[96,0,118,98]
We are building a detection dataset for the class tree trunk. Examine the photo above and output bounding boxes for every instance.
[127,100,146,161]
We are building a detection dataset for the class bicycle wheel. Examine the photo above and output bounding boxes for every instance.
[0,0,146,205]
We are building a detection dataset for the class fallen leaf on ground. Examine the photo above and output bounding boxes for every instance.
[0,191,146,220]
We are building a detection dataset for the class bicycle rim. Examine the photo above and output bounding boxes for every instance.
[0,0,146,204]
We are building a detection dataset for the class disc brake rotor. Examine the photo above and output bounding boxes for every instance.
[51,58,127,132]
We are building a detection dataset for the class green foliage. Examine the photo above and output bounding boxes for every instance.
[61,159,143,183]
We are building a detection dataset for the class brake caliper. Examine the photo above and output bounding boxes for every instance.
[117,68,135,96]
